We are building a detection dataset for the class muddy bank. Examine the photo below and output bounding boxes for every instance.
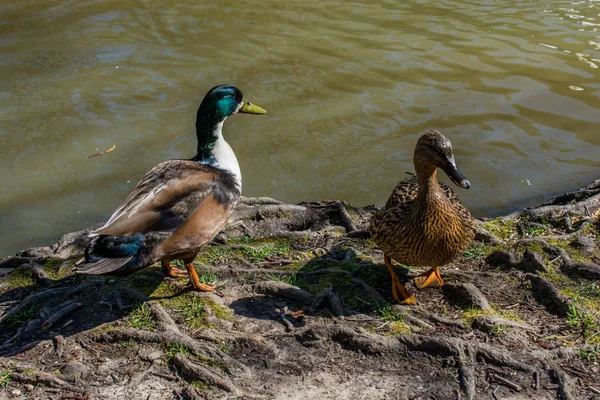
[0,181,599,400]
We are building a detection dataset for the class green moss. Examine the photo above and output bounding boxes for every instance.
[498,309,525,323]
[459,305,524,327]
[191,379,214,391]
[520,223,548,237]
[481,219,516,240]
[206,298,233,321]
[43,258,76,280]
[238,239,294,263]
[460,307,495,326]
[4,268,34,288]
[387,321,411,336]
[541,266,571,286]
[90,324,116,335]
[166,292,233,329]
[514,241,546,256]
[195,246,233,265]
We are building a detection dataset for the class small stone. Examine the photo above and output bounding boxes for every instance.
[62,361,88,382]
[11,389,22,396]
[24,384,34,392]
[139,347,162,361]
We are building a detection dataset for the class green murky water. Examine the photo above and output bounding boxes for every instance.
[1,0,599,256]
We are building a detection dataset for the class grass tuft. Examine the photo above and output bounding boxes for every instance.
[127,303,153,331]
[0,367,11,388]
[463,242,487,260]
[5,302,41,326]
[374,304,404,322]
[566,306,598,341]
[164,341,191,360]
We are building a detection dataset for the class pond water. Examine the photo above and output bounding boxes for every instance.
[1,0,599,256]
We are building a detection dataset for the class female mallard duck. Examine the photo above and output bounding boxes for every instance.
[75,85,266,293]
[370,130,475,304]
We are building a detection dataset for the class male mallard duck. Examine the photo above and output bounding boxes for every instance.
[75,85,266,293]
[370,130,475,304]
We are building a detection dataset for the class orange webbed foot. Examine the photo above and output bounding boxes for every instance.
[413,266,444,289]
[185,262,223,296]
[161,260,188,278]
[384,255,416,305]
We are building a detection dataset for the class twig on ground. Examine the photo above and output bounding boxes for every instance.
[275,308,295,332]
[458,346,476,400]
[489,373,522,391]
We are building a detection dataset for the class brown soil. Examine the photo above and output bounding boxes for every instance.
[1,181,600,400]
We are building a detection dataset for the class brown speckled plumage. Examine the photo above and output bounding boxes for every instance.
[370,130,475,268]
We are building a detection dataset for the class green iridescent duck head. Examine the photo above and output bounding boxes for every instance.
[414,130,471,189]
[197,84,266,122]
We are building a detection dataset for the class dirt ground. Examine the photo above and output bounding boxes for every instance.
[1,181,600,400]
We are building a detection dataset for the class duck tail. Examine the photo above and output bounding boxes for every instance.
[75,234,145,276]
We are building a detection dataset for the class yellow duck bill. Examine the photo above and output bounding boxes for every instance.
[240,98,267,114]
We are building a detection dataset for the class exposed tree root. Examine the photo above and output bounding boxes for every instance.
[246,281,314,304]
[516,238,600,280]
[173,353,238,394]
[42,301,82,330]
[94,302,247,384]
[21,263,54,287]
[551,367,575,400]
[411,309,469,331]
[9,364,82,392]
[299,324,536,372]
[503,180,600,222]
[473,224,502,245]
[442,282,491,311]
[524,273,572,316]
[488,372,522,391]
[225,200,366,241]
[0,280,103,325]
[308,284,344,317]
[458,345,476,400]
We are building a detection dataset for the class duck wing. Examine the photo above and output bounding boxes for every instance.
[91,160,239,237]
[384,173,418,209]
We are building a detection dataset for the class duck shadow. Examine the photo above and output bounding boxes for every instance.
[0,264,170,357]
[228,246,413,322]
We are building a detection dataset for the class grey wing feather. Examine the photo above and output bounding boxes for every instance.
[73,256,133,274]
